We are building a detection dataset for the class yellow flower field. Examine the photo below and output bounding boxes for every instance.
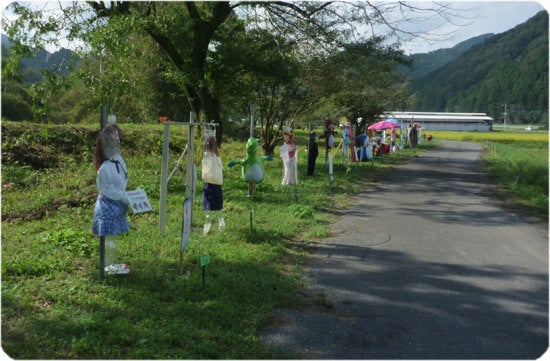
[426,131,548,143]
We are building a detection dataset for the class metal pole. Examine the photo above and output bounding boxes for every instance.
[100,105,106,130]
[99,236,105,279]
[503,103,507,130]
[179,112,196,275]
[98,106,107,279]
[249,104,255,138]
[159,121,170,235]
[186,112,195,200]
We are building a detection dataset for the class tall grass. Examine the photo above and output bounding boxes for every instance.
[483,141,548,217]
[2,121,430,359]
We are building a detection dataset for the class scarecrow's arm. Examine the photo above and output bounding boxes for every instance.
[227,159,244,168]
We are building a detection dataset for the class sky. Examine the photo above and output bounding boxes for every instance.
[1,1,547,55]
[398,1,547,54]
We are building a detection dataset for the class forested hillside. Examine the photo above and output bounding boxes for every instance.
[406,33,494,80]
[410,10,548,125]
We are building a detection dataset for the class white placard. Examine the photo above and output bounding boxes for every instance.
[126,189,153,214]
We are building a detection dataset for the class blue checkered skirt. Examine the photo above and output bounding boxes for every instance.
[92,195,130,236]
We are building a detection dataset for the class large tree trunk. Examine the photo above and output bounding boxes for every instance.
[144,2,231,145]
[185,2,231,146]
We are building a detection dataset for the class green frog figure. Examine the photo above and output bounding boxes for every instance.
[228,137,272,196]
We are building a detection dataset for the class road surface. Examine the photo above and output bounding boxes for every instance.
[262,140,548,359]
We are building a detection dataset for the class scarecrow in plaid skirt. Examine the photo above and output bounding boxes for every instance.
[92,124,131,275]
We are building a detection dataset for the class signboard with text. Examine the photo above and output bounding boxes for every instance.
[126,189,152,214]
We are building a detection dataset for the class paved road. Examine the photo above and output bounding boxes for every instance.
[262,141,548,359]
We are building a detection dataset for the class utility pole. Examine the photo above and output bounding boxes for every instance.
[503,103,507,130]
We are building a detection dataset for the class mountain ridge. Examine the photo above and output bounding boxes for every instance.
[409,10,548,124]
[406,33,495,79]
[1,34,76,81]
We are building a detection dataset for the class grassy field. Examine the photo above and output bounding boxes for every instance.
[2,121,435,359]
[2,122,546,358]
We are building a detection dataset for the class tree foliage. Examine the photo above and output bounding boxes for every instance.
[3,1,457,143]
[318,38,411,130]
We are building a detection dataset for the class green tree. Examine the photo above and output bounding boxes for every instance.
[1,77,32,121]
[4,1,462,143]
[305,38,411,130]
[211,28,309,154]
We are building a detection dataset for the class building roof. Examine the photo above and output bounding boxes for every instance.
[385,111,493,124]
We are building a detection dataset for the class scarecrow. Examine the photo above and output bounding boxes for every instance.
[280,126,298,186]
[228,137,272,197]
[201,135,225,234]
[92,124,130,275]
[307,130,319,175]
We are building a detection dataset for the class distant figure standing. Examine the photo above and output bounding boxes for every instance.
[341,121,352,164]
[410,124,419,148]
[390,127,398,151]
[307,131,319,175]
[201,135,225,234]
[322,119,335,162]
[356,129,371,161]
[92,124,131,275]
[280,126,298,185]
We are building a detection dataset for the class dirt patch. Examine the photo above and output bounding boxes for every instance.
[2,192,96,223]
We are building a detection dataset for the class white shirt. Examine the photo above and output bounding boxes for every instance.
[97,153,129,204]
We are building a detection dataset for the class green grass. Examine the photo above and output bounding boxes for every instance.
[2,121,432,359]
[483,141,548,218]
[2,122,547,358]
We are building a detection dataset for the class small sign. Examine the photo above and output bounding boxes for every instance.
[200,255,211,267]
[126,189,152,214]
[180,198,192,251]
[201,255,210,287]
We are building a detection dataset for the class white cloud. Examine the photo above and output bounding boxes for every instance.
[398,1,546,54]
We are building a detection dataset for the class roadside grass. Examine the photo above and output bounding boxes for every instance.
[2,121,432,359]
[429,130,548,218]
[483,141,548,218]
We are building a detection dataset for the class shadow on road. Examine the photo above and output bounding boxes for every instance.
[261,141,548,359]
[264,242,548,359]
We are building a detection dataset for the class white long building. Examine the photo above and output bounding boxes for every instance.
[384,111,493,131]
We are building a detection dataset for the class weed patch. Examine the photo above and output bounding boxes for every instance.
[3,122,541,358]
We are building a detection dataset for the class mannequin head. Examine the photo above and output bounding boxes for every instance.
[204,135,219,156]
[93,125,124,171]
[282,126,294,143]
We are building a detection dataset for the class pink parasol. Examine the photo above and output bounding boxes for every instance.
[368,120,401,130]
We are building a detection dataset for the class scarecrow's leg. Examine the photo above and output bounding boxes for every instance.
[218,210,225,230]
[105,235,118,266]
[204,212,212,235]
